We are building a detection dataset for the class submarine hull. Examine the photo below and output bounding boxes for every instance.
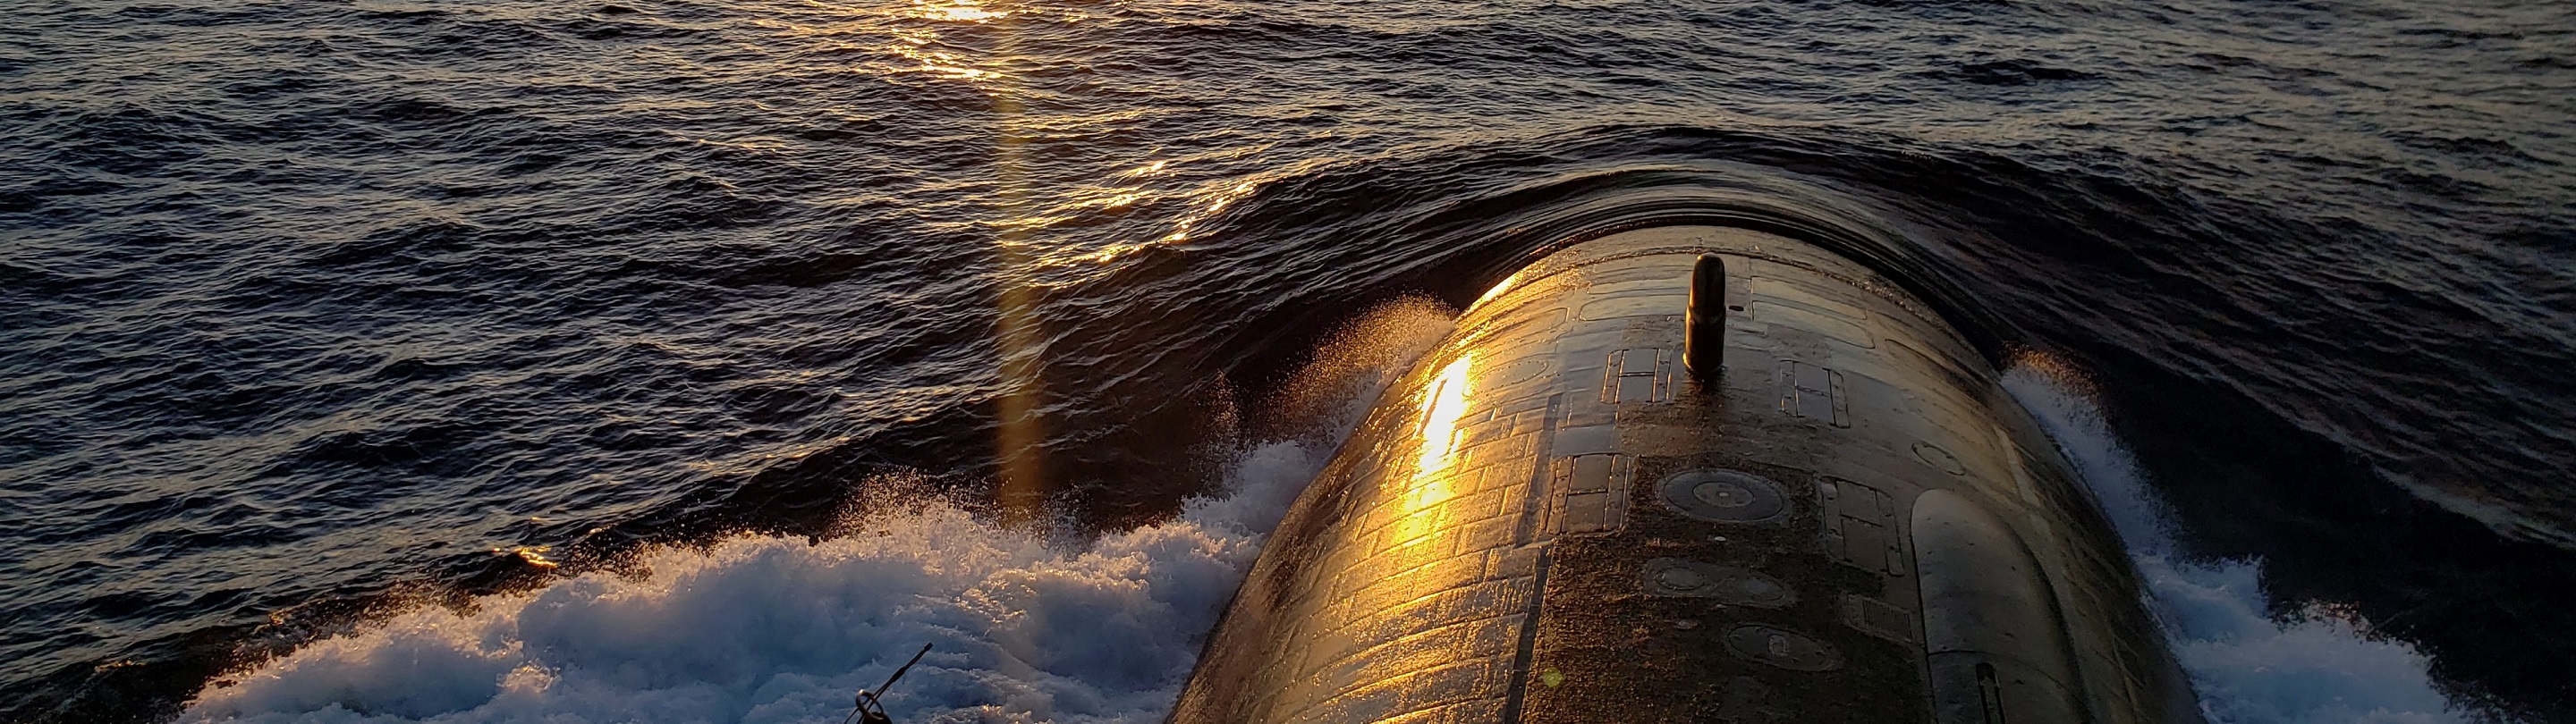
[1171,225,2199,723]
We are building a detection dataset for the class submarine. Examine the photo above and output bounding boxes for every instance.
[1167,223,2204,723]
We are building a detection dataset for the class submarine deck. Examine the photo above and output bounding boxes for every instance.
[1169,226,2195,723]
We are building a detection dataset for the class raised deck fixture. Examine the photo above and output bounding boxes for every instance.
[1171,225,2199,724]
[1686,253,1726,379]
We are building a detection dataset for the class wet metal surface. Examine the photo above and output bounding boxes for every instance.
[1640,558,1795,608]
[1172,226,2199,723]
[1659,469,1792,524]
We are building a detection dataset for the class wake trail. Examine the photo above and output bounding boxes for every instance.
[2003,361,2480,724]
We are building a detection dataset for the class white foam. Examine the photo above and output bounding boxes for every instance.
[185,299,1453,724]
[2002,361,2482,724]
[183,441,1326,724]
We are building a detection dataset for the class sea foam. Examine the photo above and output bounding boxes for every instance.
[182,439,1320,724]
[2003,360,2477,724]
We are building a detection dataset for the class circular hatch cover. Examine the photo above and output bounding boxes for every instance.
[1660,469,1790,524]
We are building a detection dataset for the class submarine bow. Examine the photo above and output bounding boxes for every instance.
[1169,225,2200,723]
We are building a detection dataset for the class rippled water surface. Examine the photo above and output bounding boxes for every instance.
[3,0,2571,720]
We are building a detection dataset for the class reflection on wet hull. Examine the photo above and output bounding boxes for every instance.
[1171,225,2201,723]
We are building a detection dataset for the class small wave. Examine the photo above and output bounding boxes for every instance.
[2003,359,2485,724]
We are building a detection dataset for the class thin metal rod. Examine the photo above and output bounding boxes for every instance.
[874,643,934,697]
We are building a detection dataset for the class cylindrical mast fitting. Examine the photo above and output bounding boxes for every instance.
[1686,253,1726,378]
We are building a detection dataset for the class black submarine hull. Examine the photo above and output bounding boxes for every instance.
[1171,225,2201,723]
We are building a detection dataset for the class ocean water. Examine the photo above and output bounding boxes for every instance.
[2,0,2571,721]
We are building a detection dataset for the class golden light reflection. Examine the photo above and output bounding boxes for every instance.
[882,28,1002,81]
[1414,354,1476,480]
[1476,270,1523,305]
[909,0,1004,22]
[1094,191,1144,209]
[1047,174,1262,267]
[493,546,558,569]
[1162,180,1259,242]
[1391,354,1475,548]
[986,1,1045,530]
[877,3,1008,83]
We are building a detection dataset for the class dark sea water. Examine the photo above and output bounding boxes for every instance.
[4,0,2572,721]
